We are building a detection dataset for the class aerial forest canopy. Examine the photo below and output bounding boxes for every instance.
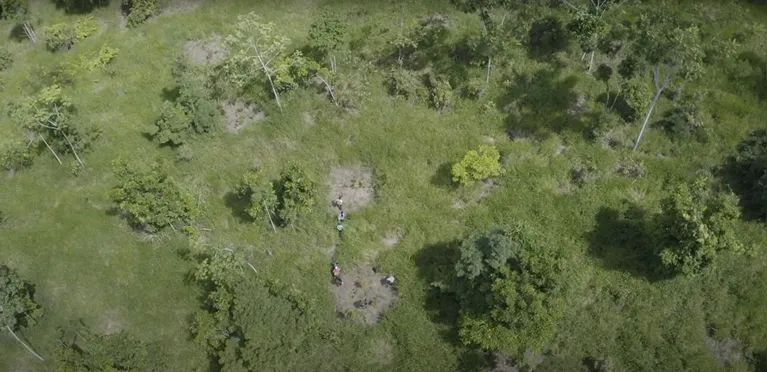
[0,0,766,371]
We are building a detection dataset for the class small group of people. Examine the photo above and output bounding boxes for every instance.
[330,195,396,289]
[334,195,345,235]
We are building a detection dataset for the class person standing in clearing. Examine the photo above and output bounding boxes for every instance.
[335,195,343,210]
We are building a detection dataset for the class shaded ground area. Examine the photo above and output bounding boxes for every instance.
[328,166,374,212]
[331,266,398,326]
[222,100,265,133]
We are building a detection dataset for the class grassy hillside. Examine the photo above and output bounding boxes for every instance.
[1,0,766,371]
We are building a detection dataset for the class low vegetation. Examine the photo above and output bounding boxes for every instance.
[1,1,766,371]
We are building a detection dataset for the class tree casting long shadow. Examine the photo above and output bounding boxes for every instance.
[587,204,668,282]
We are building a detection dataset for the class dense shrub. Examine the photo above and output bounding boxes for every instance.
[79,46,119,72]
[151,101,189,147]
[461,78,485,99]
[527,16,568,57]
[617,55,645,79]
[386,68,427,102]
[44,23,75,52]
[236,169,277,224]
[122,0,156,27]
[0,49,12,71]
[426,74,454,111]
[452,145,503,186]
[74,15,98,40]
[617,78,651,121]
[657,177,744,276]
[276,165,316,226]
[108,160,199,232]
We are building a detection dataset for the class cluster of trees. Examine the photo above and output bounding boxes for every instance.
[189,246,326,370]
[236,165,317,228]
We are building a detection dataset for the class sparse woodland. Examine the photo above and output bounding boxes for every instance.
[1,0,767,371]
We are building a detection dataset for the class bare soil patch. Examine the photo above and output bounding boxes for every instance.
[372,338,394,365]
[303,111,316,126]
[707,336,743,367]
[382,230,403,248]
[222,100,265,133]
[98,308,125,334]
[185,34,226,65]
[331,266,398,326]
[161,0,203,17]
[328,166,374,212]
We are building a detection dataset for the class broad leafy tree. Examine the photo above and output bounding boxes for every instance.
[276,165,316,226]
[223,12,290,111]
[108,160,199,232]
[1,265,44,361]
[657,177,745,276]
[449,228,566,354]
[236,170,278,230]
[55,325,164,371]
[452,145,503,186]
[151,101,189,147]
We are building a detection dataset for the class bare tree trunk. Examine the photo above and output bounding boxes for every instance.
[258,60,282,112]
[610,89,620,109]
[317,75,338,106]
[485,56,492,84]
[39,135,62,164]
[63,133,84,168]
[633,67,672,152]
[6,326,44,361]
[263,202,276,233]
[588,50,595,72]
[22,22,37,43]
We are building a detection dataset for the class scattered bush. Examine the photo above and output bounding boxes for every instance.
[123,0,156,27]
[616,159,645,178]
[44,23,75,52]
[108,160,199,232]
[74,15,98,40]
[660,92,710,142]
[333,72,368,110]
[0,49,12,71]
[585,106,622,142]
[426,74,454,111]
[461,78,485,100]
[0,142,33,172]
[176,75,221,135]
[80,46,119,72]
[452,145,503,186]
[617,55,645,79]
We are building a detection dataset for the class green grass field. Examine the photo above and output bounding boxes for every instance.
[1,0,767,371]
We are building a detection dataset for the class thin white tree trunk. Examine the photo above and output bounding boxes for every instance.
[39,135,62,164]
[263,202,276,233]
[317,75,338,106]
[485,56,492,84]
[22,22,37,43]
[588,51,595,72]
[633,67,672,152]
[63,133,84,167]
[6,326,44,361]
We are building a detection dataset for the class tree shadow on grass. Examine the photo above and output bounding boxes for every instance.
[223,191,253,224]
[430,162,457,190]
[587,204,669,282]
[414,240,462,345]
[8,24,27,42]
[718,131,767,222]
[53,0,110,14]
[497,68,582,139]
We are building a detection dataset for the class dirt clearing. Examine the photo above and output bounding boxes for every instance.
[185,35,226,65]
[331,266,398,326]
[222,100,265,133]
[328,166,374,212]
